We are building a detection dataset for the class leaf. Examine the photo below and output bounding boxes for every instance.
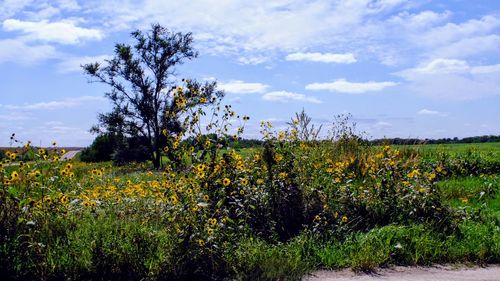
[7,187,19,197]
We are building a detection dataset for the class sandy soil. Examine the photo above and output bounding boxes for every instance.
[303,265,500,281]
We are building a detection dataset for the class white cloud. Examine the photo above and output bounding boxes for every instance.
[418,15,500,48]
[397,59,500,100]
[285,52,356,63]
[373,121,392,128]
[406,58,469,74]
[0,0,33,19]
[0,112,32,121]
[262,91,322,104]
[57,55,111,73]
[306,79,397,93]
[5,96,105,110]
[3,19,103,44]
[56,0,80,11]
[0,39,57,64]
[85,0,408,59]
[430,35,500,59]
[470,64,500,74]
[388,10,451,29]
[237,56,269,65]
[218,80,269,94]
[417,109,448,117]
[400,59,500,76]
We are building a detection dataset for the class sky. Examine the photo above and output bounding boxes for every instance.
[0,0,499,147]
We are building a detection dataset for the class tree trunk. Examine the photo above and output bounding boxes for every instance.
[152,149,161,169]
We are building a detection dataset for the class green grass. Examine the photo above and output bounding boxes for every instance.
[3,141,500,280]
[395,142,500,161]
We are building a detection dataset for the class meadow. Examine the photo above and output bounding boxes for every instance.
[1,133,499,280]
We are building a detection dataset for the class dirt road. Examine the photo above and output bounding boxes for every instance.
[60,150,80,161]
[3,150,81,167]
[303,265,500,281]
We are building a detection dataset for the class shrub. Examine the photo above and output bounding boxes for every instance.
[80,134,117,162]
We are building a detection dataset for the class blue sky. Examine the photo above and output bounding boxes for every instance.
[0,0,499,146]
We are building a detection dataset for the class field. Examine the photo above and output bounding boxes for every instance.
[1,140,500,280]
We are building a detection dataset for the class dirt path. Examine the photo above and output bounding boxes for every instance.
[303,265,500,281]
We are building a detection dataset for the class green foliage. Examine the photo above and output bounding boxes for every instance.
[229,236,315,281]
[80,134,117,162]
[83,24,223,169]
[1,110,500,280]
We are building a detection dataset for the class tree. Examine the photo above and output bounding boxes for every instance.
[83,24,223,169]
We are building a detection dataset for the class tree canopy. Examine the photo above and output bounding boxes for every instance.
[83,24,223,168]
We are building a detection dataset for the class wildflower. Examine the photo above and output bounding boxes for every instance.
[407,169,420,178]
[11,171,19,180]
[275,154,283,162]
[461,197,469,203]
[200,97,207,103]
[208,218,217,225]
[65,163,72,170]
[33,170,42,178]
[253,154,261,161]
[197,171,205,178]
[223,178,231,186]
[9,152,17,160]
[256,179,264,185]
[314,215,321,222]
[169,195,178,204]
[197,239,205,247]
[240,178,249,186]
[341,216,348,223]
[60,149,66,155]
[60,195,69,204]
[436,165,443,173]
[278,172,288,179]
[196,164,206,172]
[38,148,46,155]
[203,194,210,201]
[207,228,214,235]
[236,161,245,170]
[278,131,285,141]
[239,190,244,195]
[186,188,193,194]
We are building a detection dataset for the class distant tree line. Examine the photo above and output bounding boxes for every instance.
[369,135,500,145]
